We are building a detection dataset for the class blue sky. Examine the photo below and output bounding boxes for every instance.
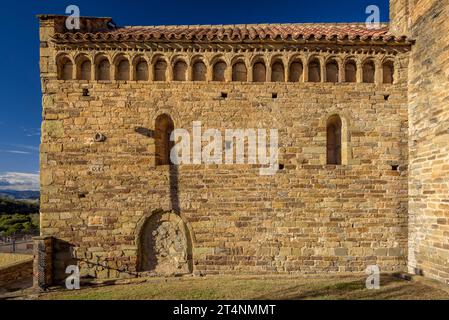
[0,0,389,190]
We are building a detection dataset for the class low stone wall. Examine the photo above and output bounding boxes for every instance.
[0,259,33,291]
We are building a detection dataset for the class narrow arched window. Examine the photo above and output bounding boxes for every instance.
[345,60,357,83]
[58,57,73,80]
[232,62,247,81]
[116,59,130,81]
[192,61,207,81]
[155,114,175,166]
[308,58,321,82]
[383,61,394,84]
[327,115,342,165]
[173,61,187,81]
[271,61,285,82]
[289,61,303,82]
[135,60,149,81]
[154,60,167,81]
[213,61,226,82]
[96,58,110,81]
[252,62,266,82]
[363,60,375,83]
[326,60,339,83]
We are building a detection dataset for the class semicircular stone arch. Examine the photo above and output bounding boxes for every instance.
[136,210,193,275]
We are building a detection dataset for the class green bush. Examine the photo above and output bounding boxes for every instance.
[0,197,39,215]
[0,214,39,236]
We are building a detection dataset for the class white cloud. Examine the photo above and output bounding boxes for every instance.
[0,172,39,191]
[0,149,31,155]
[20,127,41,137]
[10,144,39,152]
[0,144,39,155]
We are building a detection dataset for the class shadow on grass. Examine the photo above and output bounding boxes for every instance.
[254,275,410,300]
[39,274,449,300]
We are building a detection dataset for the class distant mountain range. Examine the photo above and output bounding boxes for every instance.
[0,190,40,200]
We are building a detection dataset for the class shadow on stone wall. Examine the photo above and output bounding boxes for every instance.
[169,164,180,213]
[52,239,76,283]
[54,238,141,283]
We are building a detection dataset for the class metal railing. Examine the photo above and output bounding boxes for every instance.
[0,232,38,253]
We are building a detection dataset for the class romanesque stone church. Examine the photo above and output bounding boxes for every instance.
[35,0,449,287]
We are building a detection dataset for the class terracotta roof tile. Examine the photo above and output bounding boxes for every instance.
[52,23,409,44]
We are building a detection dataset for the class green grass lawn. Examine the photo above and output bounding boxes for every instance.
[39,274,449,300]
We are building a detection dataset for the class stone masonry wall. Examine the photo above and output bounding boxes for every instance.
[39,16,410,281]
[0,259,33,293]
[390,0,410,35]
[40,77,409,281]
[406,0,449,284]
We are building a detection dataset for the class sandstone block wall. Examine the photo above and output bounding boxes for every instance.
[406,0,449,284]
[40,80,409,280]
[0,259,33,292]
[38,15,411,282]
[390,0,410,35]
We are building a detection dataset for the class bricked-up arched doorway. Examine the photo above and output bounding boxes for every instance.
[137,211,193,275]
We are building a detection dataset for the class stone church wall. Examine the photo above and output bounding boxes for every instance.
[38,16,410,281]
[404,0,449,284]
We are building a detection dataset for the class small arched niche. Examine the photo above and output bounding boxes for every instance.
[383,60,394,84]
[135,58,149,81]
[115,57,130,81]
[252,61,266,82]
[192,61,207,81]
[212,61,226,82]
[173,60,187,81]
[289,60,303,82]
[326,59,339,83]
[154,59,167,81]
[363,60,375,83]
[271,61,285,82]
[78,59,92,80]
[76,55,92,81]
[95,57,111,81]
[345,60,357,83]
[155,114,175,166]
[232,61,247,81]
[137,210,193,275]
[308,58,321,82]
[57,55,73,80]
[327,115,343,165]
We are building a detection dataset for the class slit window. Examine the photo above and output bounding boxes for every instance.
[327,115,342,165]
[155,114,175,166]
